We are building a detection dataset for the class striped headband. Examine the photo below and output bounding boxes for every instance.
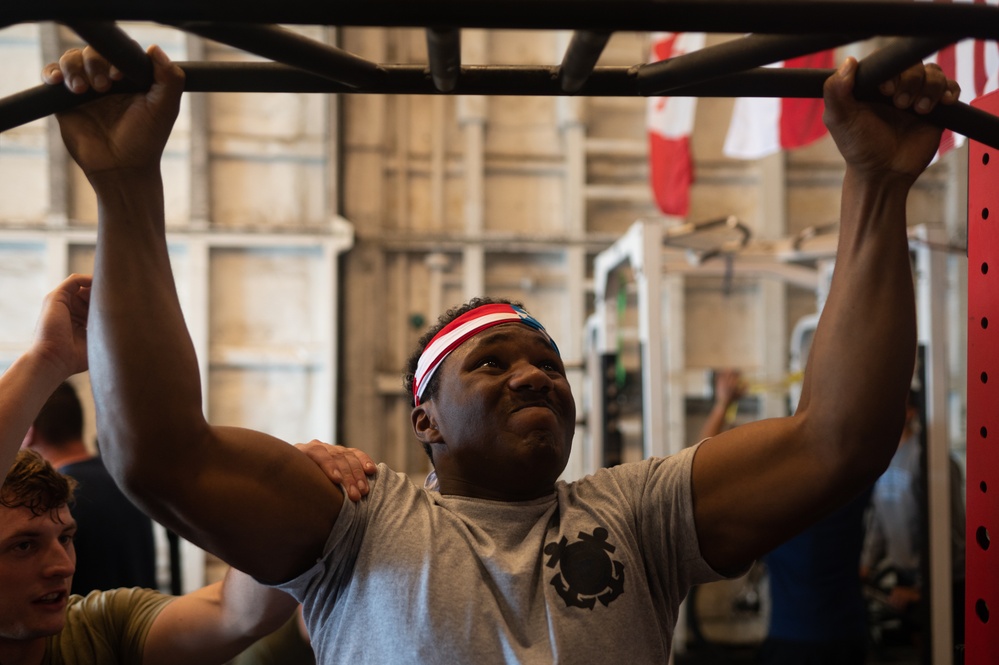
[413,303,559,406]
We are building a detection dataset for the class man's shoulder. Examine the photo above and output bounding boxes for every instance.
[370,462,423,493]
[339,462,427,520]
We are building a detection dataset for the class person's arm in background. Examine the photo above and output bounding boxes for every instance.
[689,58,960,572]
[698,369,745,440]
[0,274,90,485]
[46,46,351,584]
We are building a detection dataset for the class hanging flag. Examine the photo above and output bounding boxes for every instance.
[723,50,835,160]
[925,0,999,157]
[647,32,707,217]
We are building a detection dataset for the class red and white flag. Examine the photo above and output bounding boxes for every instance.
[647,32,706,217]
[925,0,999,157]
[723,50,835,159]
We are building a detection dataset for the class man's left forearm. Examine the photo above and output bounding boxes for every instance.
[0,353,69,484]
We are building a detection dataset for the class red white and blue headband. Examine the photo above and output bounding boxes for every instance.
[413,303,559,406]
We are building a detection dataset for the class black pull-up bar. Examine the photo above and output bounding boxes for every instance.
[5,62,997,151]
[65,20,152,88]
[637,33,867,96]
[170,22,386,89]
[853,35,964,92]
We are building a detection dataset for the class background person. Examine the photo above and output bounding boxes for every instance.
[21,381,157,596]
[0,274,293,665]
[0,274,374,665]
[0,449,298,665]
[860,390,966,650]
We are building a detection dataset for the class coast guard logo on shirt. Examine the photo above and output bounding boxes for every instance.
[544,527,625,609]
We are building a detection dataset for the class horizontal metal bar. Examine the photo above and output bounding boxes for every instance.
[170,22,385,88]
[4,1,999,38]
[3,63,996,151]
[0,80,136,131]
[180,62,830,97]
[639,33,867,96]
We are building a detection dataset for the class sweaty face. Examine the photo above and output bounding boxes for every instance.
[420,323,576,500]
[0,504,76,643]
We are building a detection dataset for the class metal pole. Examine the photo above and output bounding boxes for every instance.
[4,64,998,149]
[965,89,999,665]
[5,1,999,37]
[853,35,961,96]
[559,30,611,93]
[64,20,152,87]
[638,32,864,95]
[172,21,386,88]
[425,27,460,92]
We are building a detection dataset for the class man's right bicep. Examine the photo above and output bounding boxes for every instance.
[159,425,345,584]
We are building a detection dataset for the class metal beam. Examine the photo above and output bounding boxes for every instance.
[3,1,999,37]
[171,21,385,88]
[4,7,998,151]
[425,27,460,92]
[641,34,960,97]
[65,20,152,87]
[639,33,867,95]
[853,35,963,92]
[5,63,998,150]
[558,31,611,93]
[967,89,999,665]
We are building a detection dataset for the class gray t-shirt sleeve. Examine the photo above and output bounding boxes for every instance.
[272,467,371,605]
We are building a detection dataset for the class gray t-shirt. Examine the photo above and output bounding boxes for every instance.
[278,444,726,663]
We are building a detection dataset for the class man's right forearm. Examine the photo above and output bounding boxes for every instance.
[89,169,209,499]
[795,167,916,479]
